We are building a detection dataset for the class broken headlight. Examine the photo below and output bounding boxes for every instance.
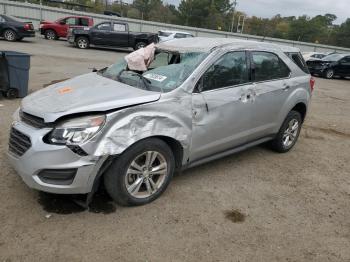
[48,115,105,145]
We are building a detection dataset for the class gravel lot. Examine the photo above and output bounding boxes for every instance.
[0,37,350,262]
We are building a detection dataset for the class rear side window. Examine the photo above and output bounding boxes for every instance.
[80,18,89,26]
[252,52,291,82]
[201,51,248,91]
[286,52,309,74]
[113,23,126,32]
[174,33,188,38]
[0,16,5,23]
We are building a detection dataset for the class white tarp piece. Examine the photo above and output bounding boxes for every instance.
[125,43,156,72]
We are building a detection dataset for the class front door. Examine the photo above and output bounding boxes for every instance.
[90,22,113,46]
[190,51,256,162]
[337,56,350,76]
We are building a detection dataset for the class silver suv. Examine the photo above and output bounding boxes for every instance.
[8,38,313,206]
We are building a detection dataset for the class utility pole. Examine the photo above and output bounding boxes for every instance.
[230,0,237,32]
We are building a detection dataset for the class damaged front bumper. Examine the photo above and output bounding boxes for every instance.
[7,121,106,194]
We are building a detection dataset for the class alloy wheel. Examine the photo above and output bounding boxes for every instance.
[77,39,88,49]
[326,69,334,79]
[46,31,56,40]
[124,151,168,199]
[282,119,299,147]
[4,30,16,41]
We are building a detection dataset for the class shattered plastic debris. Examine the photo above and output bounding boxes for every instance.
[125,43,156,71]
[45,214,52,219]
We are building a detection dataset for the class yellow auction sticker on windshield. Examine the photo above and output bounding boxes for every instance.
[58,87,73,94]
[144,73,167,82]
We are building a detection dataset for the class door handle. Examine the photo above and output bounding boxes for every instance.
[283,85,290,91]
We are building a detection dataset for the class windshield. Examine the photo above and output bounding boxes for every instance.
[99,50,208,93]
[322,54,345,62]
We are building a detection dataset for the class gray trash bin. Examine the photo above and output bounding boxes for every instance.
[0,51,30,99]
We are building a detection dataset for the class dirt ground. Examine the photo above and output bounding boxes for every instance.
[0,37,349,262]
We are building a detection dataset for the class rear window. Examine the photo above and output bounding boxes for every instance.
[286,52,309,74]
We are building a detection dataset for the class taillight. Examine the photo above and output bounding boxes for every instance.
[310,76,315,92]
[24,24,31,30]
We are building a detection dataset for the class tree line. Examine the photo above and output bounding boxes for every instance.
[24,0,350,48]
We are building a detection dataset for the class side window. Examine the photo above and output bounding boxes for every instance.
[65,17,77,26]
[200,51,248,92]
[252,52,291,82]
[113,23,126,32]
[80,18,89,26]
[174,33,187,38]
[96,22,111,31]
[340,56,350,65]
[286,52,309,74]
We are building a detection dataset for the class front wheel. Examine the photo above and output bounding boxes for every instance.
[44,29,57,40]
[134,41,147,50]
[104,138,175,206]
[270,110,302,153]
[324,69,334,79]
[75,36,89,49]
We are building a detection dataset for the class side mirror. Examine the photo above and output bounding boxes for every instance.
[59,20,66,25]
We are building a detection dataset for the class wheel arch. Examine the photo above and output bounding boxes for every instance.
[291,102,307,122]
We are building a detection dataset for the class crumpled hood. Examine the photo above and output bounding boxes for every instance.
[21,73,161,122]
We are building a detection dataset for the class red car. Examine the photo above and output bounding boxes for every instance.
[39,16,93,40]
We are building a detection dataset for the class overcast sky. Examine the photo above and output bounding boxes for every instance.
[161,0,349,24]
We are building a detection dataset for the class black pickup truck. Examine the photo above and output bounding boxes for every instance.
[68,21,158,50]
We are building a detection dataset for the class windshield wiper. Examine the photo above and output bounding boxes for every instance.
[129,72,152,90]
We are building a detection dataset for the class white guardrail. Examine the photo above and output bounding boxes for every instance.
[1,0,350,53]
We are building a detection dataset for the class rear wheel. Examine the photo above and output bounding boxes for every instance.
[324,69,334,79]
[104,138,175,206]
[76,36,89,49]
[3,29,17,41]
[270,110,302,153]
[5,88,18,99]
[44,29,57,40]
[134,41,147,50]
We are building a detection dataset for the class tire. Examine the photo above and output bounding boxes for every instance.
[44,29,57,40]
[75,36,89,49]
[324,69,334,79]
[5,88,18,99]
[3,29,17,41]
[270,110,302,153]
[104,138,175,206]
[134,41,147,50]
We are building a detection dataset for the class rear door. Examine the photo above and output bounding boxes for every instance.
[247,51,292,140]
[191,51,257,161]
[110,22,129,47]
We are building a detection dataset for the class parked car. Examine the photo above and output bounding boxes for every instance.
[68,21,159,50]
[0,15,35,42]
[158,30,194,42]
[8,38,313,206]
[39,16,93,40]
[103,10,122,17]
[302,52,327,62]
[307,53,350,79]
